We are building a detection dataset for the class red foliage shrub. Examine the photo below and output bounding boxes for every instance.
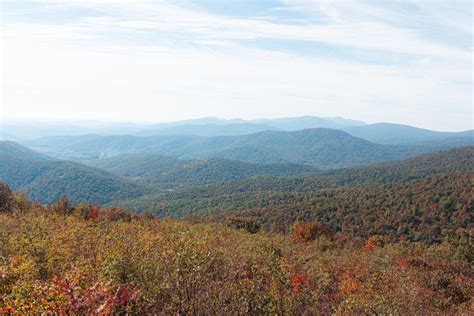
[44,273,139,314]
[291,274,308,294]
[364,235,386,252]
[291,221,332,243]
[100,207,133,222]
[75,204,101,221]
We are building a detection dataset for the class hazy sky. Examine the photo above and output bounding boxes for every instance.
[1,0,472,131]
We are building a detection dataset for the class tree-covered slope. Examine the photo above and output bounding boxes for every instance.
[89,153,318,187]
[120,172,472,243]
[217,173,473,242]
[0,140,52,161]
[118,147,473,243]
[118,146,474,202]
[322,146,474,186]
[0,141,149,204]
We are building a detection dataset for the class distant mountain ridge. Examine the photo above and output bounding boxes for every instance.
[135,123,281,137]
[253,115,366,130]
[22,128,470,168]
[342,123,473,144]
[4,116,472,143]
[2,116,366,140]
[134,116,366,137]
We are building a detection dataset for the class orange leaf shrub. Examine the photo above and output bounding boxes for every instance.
[364,235,386,252]
[291,221,332,243]
[291,274,308,294]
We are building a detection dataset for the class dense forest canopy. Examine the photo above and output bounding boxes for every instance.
[89,154,318,188]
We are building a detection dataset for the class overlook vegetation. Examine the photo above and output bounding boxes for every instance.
[0,187,472,314]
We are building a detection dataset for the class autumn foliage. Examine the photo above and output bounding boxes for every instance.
[291,221,333,243]
[364,235,387,252]
[0,189,472,314]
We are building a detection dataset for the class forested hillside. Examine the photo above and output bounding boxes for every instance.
[118,147,474,243]
[0,141,148,204]
[118,147,473,202]
[3,139,472,213]
[120,173,472,243]
[89,153,318,188]
[0,140,52,161]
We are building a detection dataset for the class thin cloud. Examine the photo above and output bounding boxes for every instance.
[1,0,472,130]
[8,0,471,61]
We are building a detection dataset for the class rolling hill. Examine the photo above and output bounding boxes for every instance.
[0,140,53,161]
[88,153,318,188]
[118,146,474,215]
[117,147,473,243]
[0,141,149,204]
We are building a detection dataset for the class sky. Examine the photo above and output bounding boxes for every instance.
[0,0,472,131]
